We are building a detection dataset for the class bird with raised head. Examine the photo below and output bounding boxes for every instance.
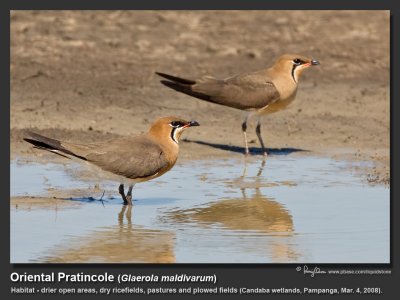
[23,116,200,205]
[156,54,320,156]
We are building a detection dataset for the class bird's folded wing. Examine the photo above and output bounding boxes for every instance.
[193,73,281,110]
[85,137,168,180]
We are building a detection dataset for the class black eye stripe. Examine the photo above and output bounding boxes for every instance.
[170,121,185,128]
[293,58,304,65]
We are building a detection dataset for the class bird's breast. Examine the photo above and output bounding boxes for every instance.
[258,92,297,115]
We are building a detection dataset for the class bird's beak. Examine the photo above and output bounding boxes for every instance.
[303,59,320,68]
[311,59,320,66]
[185,121,200,128]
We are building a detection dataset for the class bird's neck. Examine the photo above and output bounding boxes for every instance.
[269,65,298,100]
[148,130,179,163]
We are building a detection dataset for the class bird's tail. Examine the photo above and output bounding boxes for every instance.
[156,72,213,102]
[155,72,196,85]
[23,131,87,160]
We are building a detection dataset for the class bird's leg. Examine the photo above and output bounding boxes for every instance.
[118,183,129,205]
[241,119,250,155]
[256,119,268,156]
[125,184,134,206]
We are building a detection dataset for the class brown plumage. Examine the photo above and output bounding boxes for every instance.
[23,116,200,205]
[156,54,320,155]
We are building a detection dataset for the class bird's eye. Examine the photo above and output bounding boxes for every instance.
[170,121,183,128]
[293,58,302,65]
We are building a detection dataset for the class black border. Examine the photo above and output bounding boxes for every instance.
[4,0,397,10]
[3,1,399,299]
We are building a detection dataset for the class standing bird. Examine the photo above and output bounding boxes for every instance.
[23,116,200,205]
[156,54,320,155]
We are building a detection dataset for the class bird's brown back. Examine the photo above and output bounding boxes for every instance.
[83,135,171,181]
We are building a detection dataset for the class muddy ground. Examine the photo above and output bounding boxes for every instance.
[10,11,390,185]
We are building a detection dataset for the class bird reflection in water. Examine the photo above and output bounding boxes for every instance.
[166,158,299,262]
[40,205,176,263]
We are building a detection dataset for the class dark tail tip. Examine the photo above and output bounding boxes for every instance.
[155,72,196,85]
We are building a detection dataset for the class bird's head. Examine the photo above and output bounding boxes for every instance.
[274,54,320,83]
[148,116,200,144]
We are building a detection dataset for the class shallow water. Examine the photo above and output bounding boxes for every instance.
[10,155,389,263]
